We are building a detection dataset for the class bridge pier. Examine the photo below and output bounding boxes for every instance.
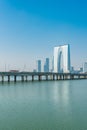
[70,75,74,80]
[58,75,62,80]
[38,75,41,81]
[32,75,34,81]
[46,75,48,80]
[63,75,64,80]
[57,75,60,80]
[21,76,24,82]
[78,75,80,79]
[84,75,87,79]
[56,75,58,80]
[14,75,17,82]
[25,76,28,81]
[53,75,55,80]
[63,75,65,80]
[8,75,10,82]
[2,75,4,82]
[50,75,53,80]
[64,75,68,80]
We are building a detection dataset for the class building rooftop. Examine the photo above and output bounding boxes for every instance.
[54,44,69,48]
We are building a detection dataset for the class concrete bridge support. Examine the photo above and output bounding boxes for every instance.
[21,76,24,82]
[50,75,53,80]
[56,75,58,80]
[8,75,10,82]
[58,75,61,80]
[62,75,65,79]
[32,75,34,81]
[53,75,55,80]
[14,75,17,82]
[46,75,48,80]
[70,75,74,80]
[2,75,4,82]
[38,75,41,81]
[25,76,28,82]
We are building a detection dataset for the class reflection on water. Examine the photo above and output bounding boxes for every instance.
[0,80,87,130]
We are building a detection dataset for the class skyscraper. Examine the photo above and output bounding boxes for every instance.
[51,56,54,72]
[44,58,49,72]
[54,44,71,73]
[83,62,87,73]
[37,60,41,72]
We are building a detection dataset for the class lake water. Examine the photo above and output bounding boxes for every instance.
[0,80,87,130]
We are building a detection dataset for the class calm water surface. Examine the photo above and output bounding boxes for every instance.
[0,80,87,130]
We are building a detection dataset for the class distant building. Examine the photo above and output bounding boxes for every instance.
[9,70,19,72]
[54,44,71,73]
[83,62,87,73]
[37,60,41,72]
[33,69,37,72]
[75,67,83,74]
[44,58,49,72]
[71,66,74,73]
[79,67,83,73]
[51,56,54,72]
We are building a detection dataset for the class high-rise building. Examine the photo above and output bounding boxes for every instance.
[37,60,41,72]
[83,62,87,73]
[51,56,54,72]
[44,58,49,72]
[54,44,71,73]
[33,69,37,72]
[71,66,74,73]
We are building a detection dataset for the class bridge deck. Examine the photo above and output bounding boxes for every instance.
[0,72,87,82]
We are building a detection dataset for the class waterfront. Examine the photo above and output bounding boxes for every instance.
[0,80,87,130]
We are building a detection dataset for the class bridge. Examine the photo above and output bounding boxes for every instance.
[0,72,87,82]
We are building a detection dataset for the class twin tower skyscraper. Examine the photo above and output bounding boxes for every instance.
[54,44,71,73]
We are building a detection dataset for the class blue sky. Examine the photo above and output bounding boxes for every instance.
[0,0,87,71]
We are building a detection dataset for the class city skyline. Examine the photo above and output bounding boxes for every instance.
[0,0,87,71]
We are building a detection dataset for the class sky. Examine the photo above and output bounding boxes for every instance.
[0,0,87,71]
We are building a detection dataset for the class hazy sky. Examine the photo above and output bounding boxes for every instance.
[0,0,87,71]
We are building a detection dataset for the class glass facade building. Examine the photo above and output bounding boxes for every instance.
[54,44,71,73]
[83,62,87,73]
[37,60,41,72]
[44,58,49,72]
